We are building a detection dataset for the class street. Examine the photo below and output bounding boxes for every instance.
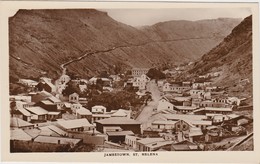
[136,80,161,130]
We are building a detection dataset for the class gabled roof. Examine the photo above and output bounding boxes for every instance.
[111,109,130,117]
[162,114,207,121]
[11,129,32,141]
[95,117,140,125]
[25,106,48,115]
[152,120,177,125]
[47,96,61,103]
[16,106,31,117]
[106,131,134,136]
[92,105,106,109]
[57,118,93,129]
[10,117,34,128]
[77,107,92,115]
[205,107,232,112]
[137,138,165,145]
[34,135,81,145]
[69,92,79,97]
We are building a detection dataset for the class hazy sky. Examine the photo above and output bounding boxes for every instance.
[103,8,251,27]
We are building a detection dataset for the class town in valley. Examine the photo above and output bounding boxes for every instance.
[9,9,253,152]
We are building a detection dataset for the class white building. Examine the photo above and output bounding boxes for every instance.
[157,98,174,111]
[91,105,107,114]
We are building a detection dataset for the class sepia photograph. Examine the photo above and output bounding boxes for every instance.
[1,1,259,163]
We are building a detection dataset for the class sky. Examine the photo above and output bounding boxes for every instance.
[103,8,252,27]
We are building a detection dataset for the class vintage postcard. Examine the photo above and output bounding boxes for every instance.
[0,1,259,163]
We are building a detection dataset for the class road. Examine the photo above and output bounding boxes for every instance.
[136,80,161,131]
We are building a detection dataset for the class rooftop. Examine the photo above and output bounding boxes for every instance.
[106,131,134,136]
[152,120,177,125]
[10,117,34,128]
[11,129,32,141]
[95,117,141,125]
[77,107,92,115]
[162,114,207,121]
[205,107,232,112]
[174,106,197,110]
[57,118,93,129]
[137,138,165,145]
[25,106,48,115]
[34,135,81,145]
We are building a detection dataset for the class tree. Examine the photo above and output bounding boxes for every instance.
[62,81,80,96]
[146,68,166,80]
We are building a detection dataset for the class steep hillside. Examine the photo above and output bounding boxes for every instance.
[9,9,241,79]
[187,15,252,99]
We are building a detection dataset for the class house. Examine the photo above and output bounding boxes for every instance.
[111,109,131,118]
[47,111,62,121]
[60,74,71,84]
[18,79,38,87]
[92,114,111,123]
[31,91,53,103]
[132,68,149,77]
[13,101,32,122]
[57,118,94,132]
[189,89,205,98]
[91,105,107,114]
[136,138,165,151]
[163,83,190,93]
[204,107,232,115]
[157,98,174,111]
[25,106,48,122]
[222,115,252,131]
[151,120,177,131]
[109,75,121,82]
[172,97,191,106]
[33,135,82,147]
[95,117,141,134]
[107,131,134,143]
[37,125,68,137]
[76,107,92,122]
[11,129,32,141]
[71,103,82,114]
[9,95,31,102]
[157,80,165,87]
[192,82,205,89]
[10,117,34,130]
[36,81,56,93]
[171,140,201,151]
[69,93,79,103]
[89,77,112,86]
[125,135,141,149]
[162,114,207,122]
[174,106,197,114]
[188,127,204,142]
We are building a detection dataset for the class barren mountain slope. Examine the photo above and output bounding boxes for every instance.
[9,9,241,79]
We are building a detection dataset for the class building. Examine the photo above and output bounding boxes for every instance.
[125,135,141,150]
[76,107,92,122]
[157,98,174,111]
[25,106,48,122]
[107,131,134,143]
[171,140,201,151]
[69,93,79,103]
[162,114,207,122]
[91,105,107,114]
[189,89,205,98]
[18,79,38,87]
[36,81,56,93]
[136,138,165,151]
[60,75,71,84]
[151,120,177,131]
[174,106,197,114]
[10,117,34,130]
[163,83,190,93]
[95,117,141,134]
[132,68,149,77]
[57,118,94,132]
[111,109,131,118]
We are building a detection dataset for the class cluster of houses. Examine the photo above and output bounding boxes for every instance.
[10,67,252,152]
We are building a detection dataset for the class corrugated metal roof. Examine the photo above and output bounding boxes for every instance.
[34,135,81,145]
[58,118,93,129]
[11,129,32,141]
[95,117,140,125]
[25,106,48,115]
[10,117,33,128]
